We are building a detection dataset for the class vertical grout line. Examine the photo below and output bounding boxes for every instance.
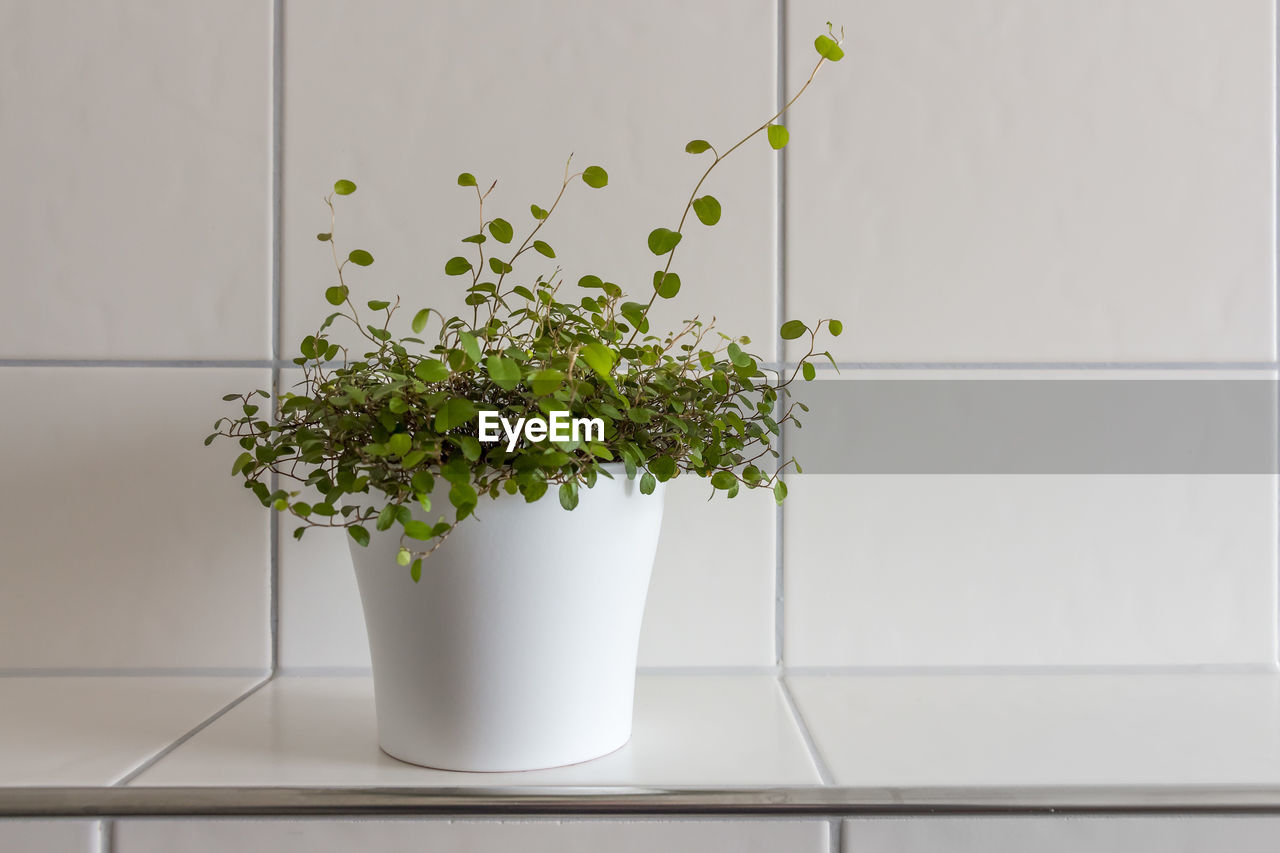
[269,0,285,675]
[829,817,843,853]
[99,819,114,853]
[773,0,788,669]
[1273,0,1279,669]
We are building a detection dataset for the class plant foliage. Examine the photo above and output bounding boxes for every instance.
[210,25,846,578]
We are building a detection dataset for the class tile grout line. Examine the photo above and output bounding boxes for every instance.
[111,675,274,788]
[777,674,835,785]
[269,0,285,676]
[1273,0,1279,669]
[829,817,843,853]
[0,667,270,678]
[782,662,1280,676]
[774,0,788,670]
[100,819,113,853]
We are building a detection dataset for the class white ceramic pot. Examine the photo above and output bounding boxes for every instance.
[349,464,666,772]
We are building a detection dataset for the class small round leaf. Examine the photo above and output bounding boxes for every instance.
[444,256,473,276]
[692,195,722,226]
[647,227,682,256]
[767,124,789,150]
[828,319,844,336]
[324,285,348,306]
[333,179,357,195]
[780,320,808,340]
[533,240,555,258]
[685,139,712,154]
[582,165,609,188]
[815,34,845,62]
[457,172,477,187]
[487,218,514,244]
[348,249,374,266]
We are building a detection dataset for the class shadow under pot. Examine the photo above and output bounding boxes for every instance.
[348,464,666,772]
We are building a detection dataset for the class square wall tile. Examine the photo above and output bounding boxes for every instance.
[281,0,778,363]
[279,358,775,670]
[788,673,1280,787]
[784,472,1276,666]
[0,368,271,669]
[785,0,1275,361]
[129,675,821,787]
[844,817,1280,853]
[118,819,829,853]
[280,473,776,670]
[0,1,271,359]
[0,821,98,853]
[0,677,260,786]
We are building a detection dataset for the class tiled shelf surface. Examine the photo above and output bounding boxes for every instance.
[7,673,1280,817]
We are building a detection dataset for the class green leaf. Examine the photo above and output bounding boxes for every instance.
[489,257,513,275]
[401,449,427,468]
[533,240,555,258]
[815,34,845,61]
[414,359,450,383]
[726,342,752,368]
[403,519,433,540]
[457,172,477,187]
[450,480,478,518]
[388,433,412,457]
[530,204,549,220]
[529,369,564,396]
[685,139,712,154]
[711,470,737,490]
[648,456,677,482]
[692,195,722,226]
[377,505,397,531]
[333,179,356,195]
[396,546,411,565]
[348,525,370,547]
[773,479,789,504]
[445,256,473,276]
[582,165,609,188]
[780,320,808,340]
[639,471,657,494]
[324,285,348,306]
[578,274,604,289]
[829,319,844,336]
[647,228,682,256]
[412,308,431,334]
[316,232,331,241]
[348,249,374,266]
[487,355,521,390]
[803,362,817,381]
[461,233,486,244]
[458,331,483,363]
[579,342,616,379]
[434,397,476,432]
[231,452,254,476]
[767,124,789,150]
[488,218,514,243]
[410,558,423,583]
[367,299,390,311]
[559,481,579,510]
[653,270,681,299]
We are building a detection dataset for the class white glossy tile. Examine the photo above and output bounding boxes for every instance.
[786,0,1275,361]
[279,472,777,670]
[0,677,260,786]
[845,817,1280,853]
[784,473,1276,666]
[281,0,778,363]
[118,819,829,853]
[0,369,271,668]
[130,675,821,787]
[791,674,1280,787]
[0,821,98,853]
[0,1,271,359]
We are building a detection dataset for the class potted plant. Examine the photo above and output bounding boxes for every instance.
[209,25,846,772]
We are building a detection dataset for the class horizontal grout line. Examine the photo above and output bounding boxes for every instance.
[806,361,1280,371]
[112,675,274,787]
[0,359,281,369]
[275,665,787,678]
[0,359,1274,371]
[782,663,1280,677]
[0,667,271,679]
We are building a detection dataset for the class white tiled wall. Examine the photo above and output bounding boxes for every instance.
[0,821,100,853]
[0,0,1275,679]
